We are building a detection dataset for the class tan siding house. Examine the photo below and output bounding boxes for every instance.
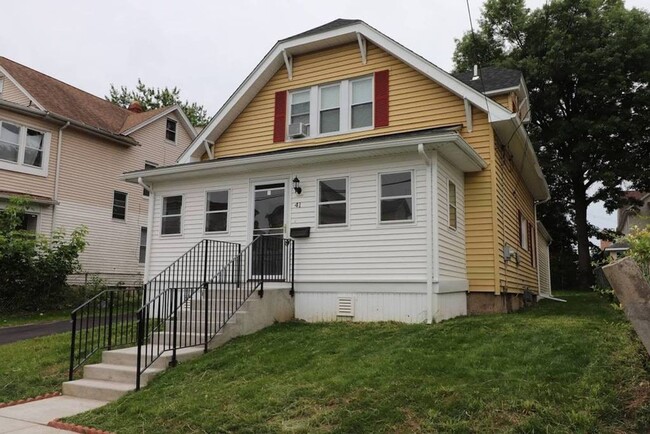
[126,19,550,321]
[0,57,196,284]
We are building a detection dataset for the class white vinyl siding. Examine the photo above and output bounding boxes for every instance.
[147,154,429,283]
[437,156,466,282]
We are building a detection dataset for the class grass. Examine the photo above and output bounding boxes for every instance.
[0,333,71,402]
[62,292,650,432]
[0,309,71,328]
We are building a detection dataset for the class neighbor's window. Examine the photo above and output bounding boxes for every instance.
[319,84,340,134]
[162,195,183,235]
[143,162,157,196]
[112,191,127,220]
[318,178,347,226]
[448,181,457,230]
[19,212,38,232]
[166,119,177,142]
[519,212,528,250]
[350,77,373,129]
[205,190,228,233]
[380,171,413,222]
[0,120,47,172]
[139,227,147,263]
[290,90,310,136]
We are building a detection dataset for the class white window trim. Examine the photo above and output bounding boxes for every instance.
[378,170,415,224]
[287,74,374,141]
[0,119,51,177]
[112,190,128,222]
[204,188,230,234]
[448,180,457,231]
[316,176,349,228]
[161,194,184,237]
[165,118,177,145]
[520,213,529,250]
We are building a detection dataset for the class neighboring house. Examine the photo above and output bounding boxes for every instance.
[0,57,196,285]
[616,191,650,234]
[124,19,550,322]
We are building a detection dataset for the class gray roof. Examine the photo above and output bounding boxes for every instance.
[281,19,362,42]
[453,67,523,94]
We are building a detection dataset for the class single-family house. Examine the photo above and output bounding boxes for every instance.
[124,19,551,322]
[0,57,196,285]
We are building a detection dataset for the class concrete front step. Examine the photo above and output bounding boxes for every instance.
[84,363,163,386]
[101,345,204,369]
[62,379,136,401]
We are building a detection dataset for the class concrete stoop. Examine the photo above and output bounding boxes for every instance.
[62,286,294,402]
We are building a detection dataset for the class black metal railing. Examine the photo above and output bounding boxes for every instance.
[135,235,294,389]
[68,239,241,381]
[69,288,142,380]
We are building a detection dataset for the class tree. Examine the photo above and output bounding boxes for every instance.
[453,0,650,289]
[107,79,210,127]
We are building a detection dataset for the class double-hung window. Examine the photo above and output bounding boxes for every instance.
[112,191,127,220]
[319,84,340,134]
[290,90,310,136]
[162,196,182,235]
[318,178,347,226]
[379,171,413,222]
[139,227,147,263]
[0,121,45,173]
[448,181,457,230]
[205,190,228,233]
[350,77,373,129]
[166,119,177,143]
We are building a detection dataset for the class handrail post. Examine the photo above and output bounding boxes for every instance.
[68,312,77,381]
[203,241,209,352]
[171,286,178,367]
[259,236,265,298]
[135,308,144,390]
[107,291,115,350]
[237,243,242,288]
[290,239,295,297]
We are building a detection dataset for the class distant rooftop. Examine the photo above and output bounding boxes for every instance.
[281,19,362,42]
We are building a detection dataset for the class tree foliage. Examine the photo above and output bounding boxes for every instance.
[453,0,650,289]
[107,79,210,127]
[0,198,88,311]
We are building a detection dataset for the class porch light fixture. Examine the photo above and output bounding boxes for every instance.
[292,176,302,194]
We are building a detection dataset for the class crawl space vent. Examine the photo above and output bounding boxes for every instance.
[336,297,354,317]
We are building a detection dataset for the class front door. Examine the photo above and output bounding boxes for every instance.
[252,182,286,279]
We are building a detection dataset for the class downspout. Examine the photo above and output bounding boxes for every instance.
[50,121,70,234]
[418,144,435,324]
[139,177,154,282]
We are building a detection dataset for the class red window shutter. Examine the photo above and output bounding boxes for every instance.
[374,70,389,127]
[273,91,287,143]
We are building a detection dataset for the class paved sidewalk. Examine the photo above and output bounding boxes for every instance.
[0,396,107,433]
[0,322,70,345]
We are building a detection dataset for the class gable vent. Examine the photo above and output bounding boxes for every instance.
[336,297,354,317]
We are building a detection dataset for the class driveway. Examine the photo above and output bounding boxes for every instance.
[0,321,70,345]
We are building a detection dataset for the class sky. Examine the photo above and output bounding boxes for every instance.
[2,0,648,232]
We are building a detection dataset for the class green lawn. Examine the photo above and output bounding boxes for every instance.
[0,333,71,402]
[62,291,650,433]
[0,310,71,328]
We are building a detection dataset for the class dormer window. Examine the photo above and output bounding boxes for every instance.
[319,84,340,134]
[351,77,373,129]
[289,90,310,136]
[165,119,177,143]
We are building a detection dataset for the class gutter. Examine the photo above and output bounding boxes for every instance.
[50,121,70,233]
[418,144,435,324]
[0,100,139,148]
[124,132,486,182]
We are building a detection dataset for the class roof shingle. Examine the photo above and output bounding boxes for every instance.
[453,66,522,94]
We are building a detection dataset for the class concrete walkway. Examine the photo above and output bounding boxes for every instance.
[0,396,107,433]
[0,321,70,345]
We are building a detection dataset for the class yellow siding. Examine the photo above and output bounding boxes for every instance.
[211,42,471,158]
[494,137,538,293]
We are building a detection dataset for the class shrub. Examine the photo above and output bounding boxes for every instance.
[0,197,88,312]
[625,225,650,284]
